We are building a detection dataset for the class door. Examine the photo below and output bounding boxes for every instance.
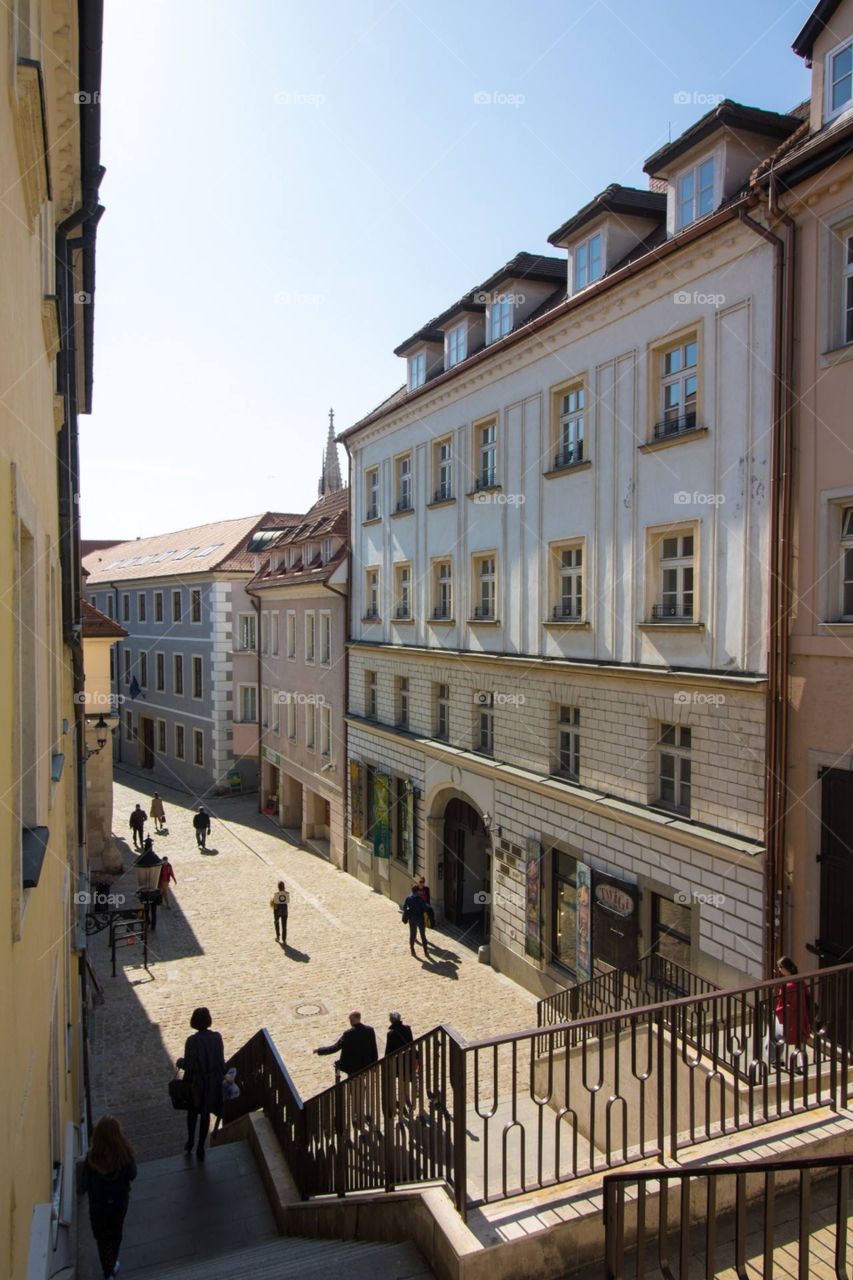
[443,827,464,924]
[140,716,154,769]
[592,871,639,971]
[818,769,853,966]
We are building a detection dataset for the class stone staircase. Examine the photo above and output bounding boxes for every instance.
[135,1236,432,1280]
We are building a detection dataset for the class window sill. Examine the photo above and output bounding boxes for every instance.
[361,616,382,624]
[639,427,709,454]
[543,618,590,630]
[467,484,502,499]
[820,343,853,368]
[427,496,456,509]
[362,516,382,527]
[467,617,501,626]
[650,802,691,820]
[550,771,580,786]
[818,621,853,634]
[638,620,704,633]
[544,459,592,479]
[392,617,415,627]
[391,506,414,519]
[427,617,455,626]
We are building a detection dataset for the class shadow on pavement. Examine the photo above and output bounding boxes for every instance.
[283,943,310,962]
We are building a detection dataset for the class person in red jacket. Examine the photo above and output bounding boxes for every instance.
[158,858,177,909]
[774,955,811,1053]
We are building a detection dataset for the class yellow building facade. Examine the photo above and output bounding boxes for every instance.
[0,2,104,1277]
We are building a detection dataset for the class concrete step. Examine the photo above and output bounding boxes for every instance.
[133,1235,433,1280]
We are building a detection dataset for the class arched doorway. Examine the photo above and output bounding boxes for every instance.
[442,798,491,939]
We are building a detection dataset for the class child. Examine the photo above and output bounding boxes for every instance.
[222,1068,240,1101]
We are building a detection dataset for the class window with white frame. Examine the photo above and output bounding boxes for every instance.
[557,705,580,779]
[156,719,166,753]
[123,649,131,683]
[365,467,379,520]
[237,612,257,651]
[306,700,316,749]
[260,611,269,655]
[121,593,130,622]
[321,537,334,563]
[272,689,281,734]
[365,568,380,620]
[173,653,184,696]
[125,710,133,741]
[239,684,257,722]
[445,322,467,368]
[676,157,715,229]
[193,728,205,767]
[434,682,450,741]
[396,453,413,511]
[190,588,202,623]
[657,723,691,814]
[473,553,497,620]
[320,704,332,757]
[137,592,147,622]
[305,611,316,662]
[843,231,853,346]
[396,675,409,729]
[139,650,148,688]
[155,652,165,692]
[655,531,695,621]
[433,437,453,502]
[154,591,163,622]
[840,507,853,619]
[395,563,412,619]
[475,419,497,489]
[477,707,495,755]
[486,297,512,343]
[319,611,331,664]
[556,385,585,467]
[286,610,296,659]
[408,350,426,391]
[192,655,203,699]
[172,589,182,623]
[174,723,185,760]
[433,559,452,619]
[658,338,698,437]
[261,685,270,728]
[365,670,378,720]
[826,38,853,120]
[286,697,297,741]
[573,232,602,290]
[270,610,279,655]
[552,543,584,620]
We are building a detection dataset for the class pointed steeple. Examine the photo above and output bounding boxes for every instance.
[318,407,343,496]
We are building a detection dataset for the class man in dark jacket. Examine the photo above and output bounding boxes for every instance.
[129,803,147,850]
[402,884,431,960]
[314,1011,378,1077]
[193,806,211,849]
[385,1011,414,1056]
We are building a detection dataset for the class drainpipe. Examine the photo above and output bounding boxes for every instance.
[341,443,353,875]
[246,588,263,812]
[737,198,795,975]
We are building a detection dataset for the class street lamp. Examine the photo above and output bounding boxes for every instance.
[134,837,162,931]
[84,714,111,761]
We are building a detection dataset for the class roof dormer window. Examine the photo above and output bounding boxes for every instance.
[486,297,512,344]
[573,232,603,291]
[676,157,715,229]
[827,39,853,121]
[408,351,426,391]
[445,322,467,369]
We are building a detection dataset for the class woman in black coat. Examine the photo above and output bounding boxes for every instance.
[79,1115,137,1278]
[177,1006,226,1160]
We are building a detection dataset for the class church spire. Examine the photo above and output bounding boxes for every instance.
[318,407,343,496]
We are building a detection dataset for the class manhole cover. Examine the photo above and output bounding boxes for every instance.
[293,1001,327,1018]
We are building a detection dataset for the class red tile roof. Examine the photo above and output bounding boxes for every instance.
[81,599,128,639]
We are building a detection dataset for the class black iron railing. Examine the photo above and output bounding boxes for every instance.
[653,412,698,440]
[552,602,583,621]
[395,605,411,619]
[432,606,451,620]
[650,603,694,621]
[554,445,584,469]
[395,498,413,513]
[538,955,720,1036]
[432,487,452,503]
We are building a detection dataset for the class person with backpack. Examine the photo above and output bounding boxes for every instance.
[193,806,211,849]
[270,880,290,945]
[128,803,147,850]
[78,1115,137,1279]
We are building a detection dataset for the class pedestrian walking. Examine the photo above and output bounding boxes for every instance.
[402,883,431,960]
[773,956,812,1068]
[128,803,147,850]
[78,1115,137,1279]
[415,875,431,905]
[270,881,289,945]
[385,1011,414,1056]
[177,1006,226,1161]
[314,1011,378,1078]
[150,792,166,832]
[158,857,177,909]
[193,806,211,849]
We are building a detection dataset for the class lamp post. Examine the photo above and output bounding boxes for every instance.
[134,836,162,932]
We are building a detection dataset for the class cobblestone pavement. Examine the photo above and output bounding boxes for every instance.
[88,773,538,1160]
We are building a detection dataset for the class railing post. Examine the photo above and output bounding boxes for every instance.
[656,1005,666,1162]
[381,1054,396,1193]
[334,1074,347,1197]
[449,1034,468,1220]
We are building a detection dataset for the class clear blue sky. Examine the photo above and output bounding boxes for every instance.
[81,0,812,538]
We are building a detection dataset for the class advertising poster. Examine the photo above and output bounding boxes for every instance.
[373,770,392,859]
[575,862,592,982]
[403,779,415,874]
[524,838,543,961]
[349,760,364,838]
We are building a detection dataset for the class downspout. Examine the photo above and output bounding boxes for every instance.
[246,587,263,812]
[737,198,795,975]
[341,443,353,875]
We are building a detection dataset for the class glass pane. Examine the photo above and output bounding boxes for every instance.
[665,347,682,375]
[832,45,853,110]
[553,868,577,971]
[665,383,681,411]
[660,775,675,804]
[682,535,694,557]
[662,538,678,560]
[684,341,697,368]
[846,277,853,343]
[660,725,676,745]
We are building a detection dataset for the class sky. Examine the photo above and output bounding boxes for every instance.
[80,0,813,539]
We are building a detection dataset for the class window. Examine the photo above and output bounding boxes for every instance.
[551,849,579,974]
[121,593,130,623]
[365,568,380,620]
[433,437,453,502]
[395,778,414,866]
[475,419,497,489]
[272,689,281,734]
[320,704,332,757]
[238,613,257,651]
[305,611,316,662]
[137,593,147,622]
[844,232,853,346]
[434,682,450,741]
[473,553,496,620]
[192,655,203,699]
[154,591,163,623]
[408,350,426,391]
[658,723,691,814]
[840,507,853,619]
[156,719,166,753]
[573,232,602,290]
[190,588,202,623]
[557,705,580,780]
[123,649,131,683]
[261,686,270,728]
[239,684,257,722]
[175,723,185,760]
[826,38,853,119]
[365,467,379,520]
[173,653,184,696]
[320,611,331,664]
[270,610,280,655]
[322,537,334,563]
[396,453,413,511]
[676,157,715,229]
[477,707,494,755]
[652,894,692,970]
[172,589,182,623]
[124,710,133,741]
[486,297,512,343]
[396,675,409,729]
[193,729,204,767]
[106,594,115,619]
[433,559,452,620]
[155,652,165,691]
[552,543,583,620]
[258,611,267,655]
[139,650,148,688]
[655,531,695,621]
[395,563,412,619]
[445,322,467,368]
[286,698,297,741]
[286,610,296,659]
[305,701,316,750]
[365,670,378,720]
[658,338,698,438]
[556,385,585,467]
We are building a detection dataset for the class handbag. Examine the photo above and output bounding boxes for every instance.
[401,909,410,924]
[168,1071,192,1111]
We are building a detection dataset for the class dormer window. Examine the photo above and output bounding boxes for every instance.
[827,39,853,120]
[486,298,512,344]
[445,323,467,369]
[322,537,334,562]
[676,157,715,229]
[573,233,603,290]
[408,351,426,391]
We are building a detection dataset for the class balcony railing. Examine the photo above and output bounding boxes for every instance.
[363,607,379,621]
[365,506,379,521]
[554,444,584,469]
[552,602,583,621]
[650,602,693,622]
[395,497,413,513]
[432,486,452,503]
[473,605,495,620]
[395,605,411,620]
[432,605,451,620]
[652,410,698,440]
[474,472,497,492]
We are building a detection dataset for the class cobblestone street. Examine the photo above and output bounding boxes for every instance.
[88,773,538,1160]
